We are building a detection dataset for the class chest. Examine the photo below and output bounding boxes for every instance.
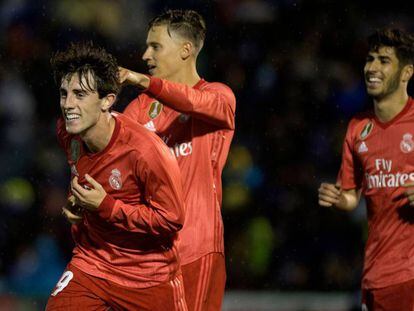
[67,141,140,200]
[354,122,414,176]
[138,102,198,160]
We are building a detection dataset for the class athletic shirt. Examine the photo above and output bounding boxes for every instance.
[339,97,414,289]
[124,77,236,265]
[56,112,184,288]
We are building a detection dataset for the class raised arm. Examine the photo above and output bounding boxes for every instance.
[119,67,236,129]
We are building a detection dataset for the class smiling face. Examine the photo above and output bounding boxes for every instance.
[364,46,403,99]
[60,72,109,136]
[142,25,185,80]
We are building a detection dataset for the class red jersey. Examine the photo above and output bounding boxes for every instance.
[124,77,236,265]
[338,97,414,289]
[56,112,185,288]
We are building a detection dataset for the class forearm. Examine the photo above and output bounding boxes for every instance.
[146,77,236,129]
[97,194,184,236]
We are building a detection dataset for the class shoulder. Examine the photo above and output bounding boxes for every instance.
[114,112,167,152]
[124,93,159,116]
[200,80,234,94]
[125,93,154,110]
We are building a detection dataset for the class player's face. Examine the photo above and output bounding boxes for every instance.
[142,25,184,79]
[364,46,403,99]
[59,73,105,136]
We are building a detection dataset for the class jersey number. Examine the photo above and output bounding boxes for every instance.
[51,270,74,296]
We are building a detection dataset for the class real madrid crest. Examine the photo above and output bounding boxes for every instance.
[360,121,374,140]
[148,101,163,119]
[70,139,81,163]
[109,169,122,190]
[400,133,414,153]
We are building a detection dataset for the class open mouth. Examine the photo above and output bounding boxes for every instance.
[147,64,156,74]
[65,113,80,121]
[366,76,382,88]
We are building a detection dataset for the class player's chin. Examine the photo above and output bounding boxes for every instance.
[366,88,382,97]
[65,124,82,135]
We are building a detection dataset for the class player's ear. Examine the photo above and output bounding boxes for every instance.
[101,94,116,112]
[180,41,193,60]
[402,64,413,83]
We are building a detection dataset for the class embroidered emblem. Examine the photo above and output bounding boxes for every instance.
[70,139,81,163]
[358,142,368,153]
[360,121,373,140]
[109,169,122,190]
[400,133,414,153]
[148,101,163,119]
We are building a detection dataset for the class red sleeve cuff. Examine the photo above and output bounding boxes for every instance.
[97,194,116,220]
[146,76,163,96]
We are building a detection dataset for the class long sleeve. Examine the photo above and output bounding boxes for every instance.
[337,120,362,190]
[96,143,185,237]
[146,77,236,130]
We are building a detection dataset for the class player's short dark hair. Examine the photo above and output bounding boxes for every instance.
[50,42,120,98]
[148,9,206,53]
[367,28,414,67]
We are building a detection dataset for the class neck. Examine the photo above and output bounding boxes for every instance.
[374,89,409,122]
[81,113,115,153]
[168,60,201,86]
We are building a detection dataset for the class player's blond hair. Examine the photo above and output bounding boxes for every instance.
[149,9,206,55]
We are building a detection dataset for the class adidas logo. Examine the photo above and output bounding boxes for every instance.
[358,142,368,153]
[144,121,156,132]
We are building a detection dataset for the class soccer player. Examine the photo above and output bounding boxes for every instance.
[46,42,187,310]
[119,9,236,311]
[318,28,414,310]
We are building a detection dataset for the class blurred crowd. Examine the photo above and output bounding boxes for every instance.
[0,0,413,309]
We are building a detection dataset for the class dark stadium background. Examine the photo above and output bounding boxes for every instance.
[0,0,413,310]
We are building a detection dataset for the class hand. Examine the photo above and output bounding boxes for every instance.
[71,175,107,211]
[62,195,83,224]
[403,181,414,206]
[318,183,342,207]
[118,66,150,89]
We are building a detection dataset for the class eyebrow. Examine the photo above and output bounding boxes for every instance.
[147,41,161,46]
[58,87,90,94]
[366,53,392,61]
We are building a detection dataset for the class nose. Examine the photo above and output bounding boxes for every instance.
[61,94,75,109]
[142,47,151,62]
[366,59,380,72]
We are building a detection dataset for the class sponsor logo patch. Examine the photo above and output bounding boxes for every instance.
[358,141,368,153]
[144,120,156,132]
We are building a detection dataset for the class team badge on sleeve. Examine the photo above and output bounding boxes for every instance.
[148,101,163,119]
[360,121,374,140]
[109,169,122,190]
[400,133,414,153]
